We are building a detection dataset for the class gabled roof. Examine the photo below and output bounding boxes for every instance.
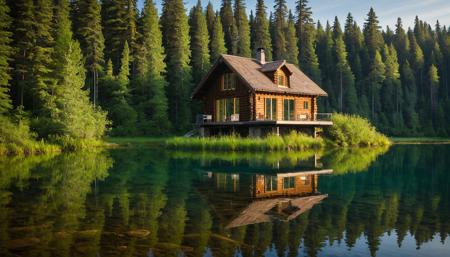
[192,54,328,99]
[260,60,291,73]
[226,194,328,229]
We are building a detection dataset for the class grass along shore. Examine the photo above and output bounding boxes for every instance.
[167,114,391,151]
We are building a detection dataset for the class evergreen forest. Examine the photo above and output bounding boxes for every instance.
[1,0,450,146]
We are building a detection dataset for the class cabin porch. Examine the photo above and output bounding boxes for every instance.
[196,113,333,138]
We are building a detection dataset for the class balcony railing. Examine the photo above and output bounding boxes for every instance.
[196,113,332,124]
[314,113,332,121]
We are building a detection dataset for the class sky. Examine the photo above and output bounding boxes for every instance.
[137,0,450,30]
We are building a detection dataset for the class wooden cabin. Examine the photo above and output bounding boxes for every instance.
[192,48,333,137]
[197,170,331,229]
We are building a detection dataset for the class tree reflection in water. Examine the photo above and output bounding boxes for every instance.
[0,145,449,257]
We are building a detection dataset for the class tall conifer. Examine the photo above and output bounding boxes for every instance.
[296,0,321,83]
[220,0,237,54]
[234,0,251,57]
[0,0,12,114]
[210,12,227,62]
[190,0,211,83]
[252,0,272,61]
[285,11,299,65]
[272,0,287,60]
[161,0,193,131]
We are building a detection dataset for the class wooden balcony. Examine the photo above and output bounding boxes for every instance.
[197,113,333,127]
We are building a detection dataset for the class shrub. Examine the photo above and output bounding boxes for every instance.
[0,116,60,156]
[325,113,391,147]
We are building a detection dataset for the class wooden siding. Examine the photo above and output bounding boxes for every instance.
[254,92,316,121]
[254,174,318,198]
[200,65,252,122]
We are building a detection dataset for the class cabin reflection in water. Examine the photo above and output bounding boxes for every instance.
[198,169,332,229]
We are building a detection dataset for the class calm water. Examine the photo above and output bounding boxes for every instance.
[0,145,449,257]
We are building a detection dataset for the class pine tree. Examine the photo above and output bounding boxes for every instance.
[11,0,35,107]
[393,18,409,65]
[429,64,439,112]
[161,0,193,131]
[272,0,287,60]
[285,11,299,65]
[33,0,55,113]
[316,21,334,110]
[234,0,251,57]
[368,50,385,119]
[363,8,384,59]
[205,1,215,35]
[210,12,227,62]
[118,41,130,85]
[190,0,211,83]
[333,21,357,113]
[296,0,321,83]
[73,0,105,107]
[101,0,127,71]
[401,61,418,132]
[220,0,237,54]
[55,40,109,139]
[134,0,170,135]
[381,44,402,131]
[0,0,13,114]
[51,0,108,139]
[252,0,272,60]
[344,13,364,80]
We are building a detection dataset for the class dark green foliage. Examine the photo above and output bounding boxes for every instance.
[33,0,55,114]
[220,0,237,54]
[252,0,272,60]
[190,0,211,83]
[363,8,384,59]
[161,0,193,132]
[210,12,227,62]
[0,0,12,114]
[72,0,105,107]
[285,11,299,65]
[1,0,450,141]
[234,0,251,57]
[272,0,287,60]
[296,0,321,83]
[101,0,127,71]
[205,1,215,35]
[133,0,170,135]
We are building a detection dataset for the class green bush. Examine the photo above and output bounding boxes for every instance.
[325,113,391,147]
[0,116,60,156]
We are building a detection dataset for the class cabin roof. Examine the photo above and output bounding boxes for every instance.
[192,54,328,99]
[226,194,328,229]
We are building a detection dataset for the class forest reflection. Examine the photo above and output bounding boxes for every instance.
[0,145,449,257]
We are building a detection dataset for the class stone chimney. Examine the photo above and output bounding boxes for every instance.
[257,48,266,64]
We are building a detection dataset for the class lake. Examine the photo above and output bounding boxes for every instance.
[0,145,449,257]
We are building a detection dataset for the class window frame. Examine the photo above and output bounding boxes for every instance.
[283,99,295,121]
[215,97,240,122]
[265,98,277,120]
[222,73,236,91]
[265,176,278,192]
[283,177,296,189]
[303,101,309,110]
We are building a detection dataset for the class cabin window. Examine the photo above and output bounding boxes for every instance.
[283,177,295,189]
[304,101,309,109]
[277,74,287,87]
[223,73,236,90]
[216,173,239,192]
[265,98,277,120]
[265,176,278,192]
[283,99,295,120]
[215,98,240,122]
